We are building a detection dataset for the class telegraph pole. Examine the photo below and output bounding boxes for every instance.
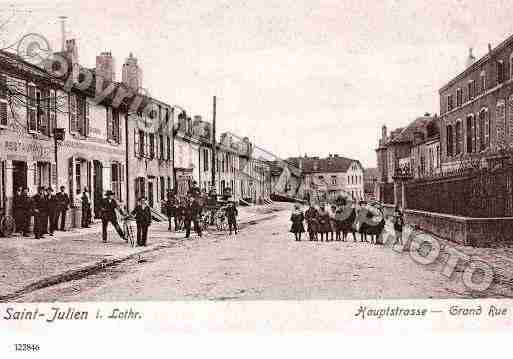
[211,96,216,189]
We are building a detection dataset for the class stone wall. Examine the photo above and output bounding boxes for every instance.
[404,209,513,247]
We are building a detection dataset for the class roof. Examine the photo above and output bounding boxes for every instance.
[389,116,434,144]
[364,167,379,180]
[439,33,513,93]
[288,155,360,174]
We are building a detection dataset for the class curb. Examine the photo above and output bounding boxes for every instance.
[0,212,280,302]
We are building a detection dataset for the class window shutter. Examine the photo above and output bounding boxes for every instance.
[0,101,7,126]
[134,128,139,157]
[167,136,171,161]
[145,132,149,158]
[0,75,6,99]
[106,107,113,141]
[77,97,84,135]
[69,94,77,132]
[485,112,490,148]
[85,100,90,137]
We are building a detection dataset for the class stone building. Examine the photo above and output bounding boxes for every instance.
[439,39,513,170]
[375,114,439,205]
[288,154,364,203]
[0,40,130,226]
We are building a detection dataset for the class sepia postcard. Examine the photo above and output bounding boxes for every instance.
[1,0,513,356]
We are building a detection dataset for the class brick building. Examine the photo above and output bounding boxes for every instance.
[375,114,439,204]
[440,39,513,169]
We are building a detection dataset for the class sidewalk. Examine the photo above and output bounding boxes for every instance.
[383,220,513,286]
[0,204,282,301]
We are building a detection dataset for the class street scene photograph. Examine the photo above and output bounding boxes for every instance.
[1,0,513,303]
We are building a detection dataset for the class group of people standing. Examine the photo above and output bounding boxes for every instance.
[162,181,239,237]
[290,201,404,244]
[12,186,74,239]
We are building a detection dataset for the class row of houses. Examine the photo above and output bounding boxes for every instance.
[0,34,276,226]
[0,34,369,229]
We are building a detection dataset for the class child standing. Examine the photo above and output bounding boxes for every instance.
[393,206,404,245]
[290,204,305,241]
[225,201,238,235]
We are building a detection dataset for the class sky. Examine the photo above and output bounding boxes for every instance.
[3,0,513,167]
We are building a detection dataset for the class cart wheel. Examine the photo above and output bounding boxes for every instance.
[0,215,15,237]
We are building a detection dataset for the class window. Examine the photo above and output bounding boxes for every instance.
[69,93,77,133]
[138,130,145,157]
[496,100,506,147]
[149,133,155,159]
[509,96,513,141]
[447,94,454,112]
[135,177,146,200]
[466,115,474,153]
[111,162,124,201]
[27,83,37,132]
[480,71,486,93]
[0,100,7,126]
[455,121,462,155]
[456,88,462,107]
[0,75,8,126]
[446,124,453,157]
[203,148,209,171]
[159,134,164,159]
[160,176,165,201]
[107,107,120,143]
[166,136,171,161]
[498,61,505,84]
[36,162,51,188]
[49,90,56,135]
[76,96,89,137]
[468,80,475,100]
[75,162,81,195]
[331,176,337,185]
[478,109,489,151]
[0,74,6,99]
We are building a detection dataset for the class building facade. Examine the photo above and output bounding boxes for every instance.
[288,154,364,203]
[0,42,129,225]
[375,114,440,204]
[440,39,513,170]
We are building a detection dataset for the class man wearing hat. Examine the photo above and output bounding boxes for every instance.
[31,187,46,239]
[56,186,70,231]
[100,190,125,242]
[46,187,58,236]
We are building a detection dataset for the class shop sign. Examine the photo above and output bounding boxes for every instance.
[2,139,53,162]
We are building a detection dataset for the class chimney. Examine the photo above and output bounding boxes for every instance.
[95,51,115,95]
[122,52,143,93]
[381,125,387,141]
[65,39,79,83]
[59,16,67,52]
[466,48,476,68]
[488,43,493,55]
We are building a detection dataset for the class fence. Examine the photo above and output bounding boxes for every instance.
[405,166,513,218]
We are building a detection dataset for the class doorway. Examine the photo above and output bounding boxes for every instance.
[12,161,27,193]
[93,160,103,219]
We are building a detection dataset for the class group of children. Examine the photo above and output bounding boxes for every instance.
[290,202,404,244]
[289,203,352,242]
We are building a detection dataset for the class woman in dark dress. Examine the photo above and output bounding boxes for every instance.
[290,204,305,241]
